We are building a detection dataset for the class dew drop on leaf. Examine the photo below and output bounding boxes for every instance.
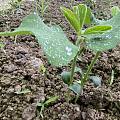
[65,46,72,56]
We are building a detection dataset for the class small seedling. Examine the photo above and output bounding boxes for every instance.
[15,89,31,94]
[0,42,5,49]
[0,4,120,102]
[39,64,46,74]
[35,0,49,18]
[10,0,22,9]
[37,96,59,118]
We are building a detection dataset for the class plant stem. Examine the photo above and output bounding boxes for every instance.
[69,36,84,85]
[70,54,78,85]
[67,35,84,102]
[81,51,101,85]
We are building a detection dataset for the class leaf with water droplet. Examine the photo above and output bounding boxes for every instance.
[0,13,78,66]
[84,25,112,35]
[89,76,101,87]
[85,12,120,51]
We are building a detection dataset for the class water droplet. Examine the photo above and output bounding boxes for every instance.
[105,35,112,39]
[33,11,37,14]
[65,46,72,56]
[66,46,72,52]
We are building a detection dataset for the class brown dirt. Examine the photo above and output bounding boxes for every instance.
[0,0,120,120]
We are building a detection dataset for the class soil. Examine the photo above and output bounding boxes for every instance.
[0,0,120,120]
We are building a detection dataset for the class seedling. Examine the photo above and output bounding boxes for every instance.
[37,96,59,118]
[39,64,46,74]
[35,0,49,18]
[15,88,31,94]
[0,42,5,49]
[10,0,22,10]
[0,5,120,102]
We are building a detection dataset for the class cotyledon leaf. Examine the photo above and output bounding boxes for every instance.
[0,13,79,66]
[86,12,120,51]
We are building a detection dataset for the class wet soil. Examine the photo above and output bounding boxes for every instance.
[0,0,120,120]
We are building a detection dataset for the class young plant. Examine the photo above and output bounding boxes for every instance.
[10,0,22,10]
[15,88,31,94]
[60,4,112,101]
[0,5,120,102]
[37,96,59,118]
[35,0,49,18]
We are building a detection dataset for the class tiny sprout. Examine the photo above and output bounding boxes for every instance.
[37,96,59,118]
[39,64,46,74]
[15,89,31,94]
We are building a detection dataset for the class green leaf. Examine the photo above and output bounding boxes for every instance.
[61,71,71,85]
[0,13,78,66]
[111,6,120,16]
[86,12,120,51]
[89,76,101,87]
[69,82,83,95]
[44,96,59,106]
[84,25,112,35]
[60,7,80,33]
[73,4,87,28]
[84,7,93,25]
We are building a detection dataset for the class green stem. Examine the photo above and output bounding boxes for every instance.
[69,54,78,85]
[81,51,101,85]
[69,36,85,85]
[67,36,84,102]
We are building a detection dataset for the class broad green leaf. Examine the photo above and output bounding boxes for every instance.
[86,12,120,51]
[69,82,83,95]
[61,71,71,85]
[111,6,120,16]
[89,76,101,87]
[84,25,112,35]
[60,7,80,33]
[0,13,78,66]
[44,96,59,106]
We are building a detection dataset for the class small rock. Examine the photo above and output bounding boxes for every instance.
[22,104,36,120]
[15,46,29,54]
[6,87,14,93]
[75,106,80,112]
[29,57,43,69]
[61,114,69,120]
[15,85,21,93]
[0,76,11,85]
[3,64,17,73]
